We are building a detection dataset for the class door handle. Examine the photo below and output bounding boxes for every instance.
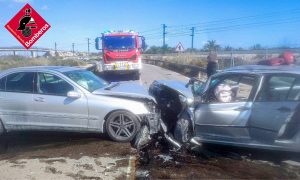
[34,97,45,102]
[277,107,291,112]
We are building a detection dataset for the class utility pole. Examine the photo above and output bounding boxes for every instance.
[190,27,195,50]
[87,38,90,56]
[54,42,57,52]
[162,24,167,47]
[54,42,57,56]
[230,49,234,67]
[72,43,75,56]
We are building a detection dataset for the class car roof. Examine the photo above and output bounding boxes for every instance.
[0,66,83,74]
[224,65,300,75]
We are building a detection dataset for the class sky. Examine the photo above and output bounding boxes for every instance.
[0,0,300,52]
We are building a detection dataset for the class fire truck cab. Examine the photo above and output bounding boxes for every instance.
[95,30,145,80]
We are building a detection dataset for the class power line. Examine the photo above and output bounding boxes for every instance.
[139,27,161,33]
[167,8,300,29]
[140,8,300,39]
[155,17,300,38]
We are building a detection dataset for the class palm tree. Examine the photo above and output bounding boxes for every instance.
[203,40,220,51]
[223,45,233,51]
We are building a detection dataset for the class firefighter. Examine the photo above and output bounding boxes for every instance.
[206,51,218,78]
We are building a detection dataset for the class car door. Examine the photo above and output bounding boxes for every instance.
[32,72,89,130]
[194,73,259,142]
[249,74,300,144]
[0,71,36,129]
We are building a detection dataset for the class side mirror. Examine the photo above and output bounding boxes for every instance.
[67,91,81,99]
[95,37,102,50]
[138,36,146,51]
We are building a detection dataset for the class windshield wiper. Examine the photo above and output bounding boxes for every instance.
[104,82,120,90]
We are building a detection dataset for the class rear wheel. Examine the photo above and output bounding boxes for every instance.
[105,111,140,142]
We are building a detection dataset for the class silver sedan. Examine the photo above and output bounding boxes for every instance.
[0,66,159,142]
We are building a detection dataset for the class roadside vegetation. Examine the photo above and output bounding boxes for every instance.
[0,56,88,71]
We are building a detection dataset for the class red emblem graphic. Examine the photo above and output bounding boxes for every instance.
[5,3,51,49]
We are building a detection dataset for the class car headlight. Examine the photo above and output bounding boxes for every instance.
[145,101,157,113]
[179,95,194,106]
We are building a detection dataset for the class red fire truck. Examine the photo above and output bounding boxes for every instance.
[95,30,145,80]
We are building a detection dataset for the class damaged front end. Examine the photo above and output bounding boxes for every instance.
[133,103,182,151]
[133,80,199,151]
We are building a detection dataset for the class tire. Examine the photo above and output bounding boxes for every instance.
[105,110,141,142]
[174,114,193,143]
[132,71,140,80]
[0,119,4,136]
[132,125,151,150]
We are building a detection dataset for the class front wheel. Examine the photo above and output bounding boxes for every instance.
[105,111,141,142]
[174,114,193,144]
[0,120,4,136]
[132,125,151,150]
[132,71,140,80]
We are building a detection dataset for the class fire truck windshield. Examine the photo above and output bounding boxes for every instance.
[103,36,136,50]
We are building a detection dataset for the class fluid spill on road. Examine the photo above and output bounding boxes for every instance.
[136,144,300,179]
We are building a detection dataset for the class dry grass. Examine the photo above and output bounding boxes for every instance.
[0,56,87,71]
[144,54,208,68]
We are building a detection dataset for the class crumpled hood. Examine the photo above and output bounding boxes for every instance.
[93,82,156,102]
[153,80,194,99]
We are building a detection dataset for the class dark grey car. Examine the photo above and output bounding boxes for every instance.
[147,65,300,152]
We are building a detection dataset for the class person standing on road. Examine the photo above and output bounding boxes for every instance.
[206,51,218,78]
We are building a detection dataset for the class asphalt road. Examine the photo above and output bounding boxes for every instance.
[98,63,189,86]
[0,63,299,179]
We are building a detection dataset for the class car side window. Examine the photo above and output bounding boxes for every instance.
[257,75,296,102]
[0,77,5,91]
[236,76,256,101]
[6,72,34,93]
[287,77,300,101]
[209,74,257,103]
[37,72,74,96]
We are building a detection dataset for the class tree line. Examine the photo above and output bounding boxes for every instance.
[144,40,295,54]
